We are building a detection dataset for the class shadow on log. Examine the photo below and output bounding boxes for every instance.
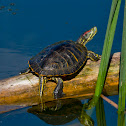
[0,52,120,112]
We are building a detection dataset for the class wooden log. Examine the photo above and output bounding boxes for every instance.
[0,52,120,107]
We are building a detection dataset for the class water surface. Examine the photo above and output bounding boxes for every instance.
[0,0,124,125]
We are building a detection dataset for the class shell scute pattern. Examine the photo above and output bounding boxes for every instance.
[29,40,87,76]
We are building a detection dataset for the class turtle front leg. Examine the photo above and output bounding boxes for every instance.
[52,77,64,99]
[87,51,101,61]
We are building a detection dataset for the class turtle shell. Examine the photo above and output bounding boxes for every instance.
[29,40,87,76]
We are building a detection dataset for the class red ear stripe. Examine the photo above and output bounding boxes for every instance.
[83,30,91,36]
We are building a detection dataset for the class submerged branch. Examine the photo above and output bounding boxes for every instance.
[100,94,118,109]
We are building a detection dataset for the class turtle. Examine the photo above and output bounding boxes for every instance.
[21,26,100,99]
[27,99,94,126]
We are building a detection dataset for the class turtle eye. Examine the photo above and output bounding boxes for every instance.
[83,33,90,39]
[84,34,88,38]
[83,30,92,39]
[83,30,90,36]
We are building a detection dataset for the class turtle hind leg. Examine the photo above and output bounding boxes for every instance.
[52,77,64,99]
[87,51,101,61]
[19,68,31,74]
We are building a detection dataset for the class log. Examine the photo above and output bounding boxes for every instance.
[0,52,120,107]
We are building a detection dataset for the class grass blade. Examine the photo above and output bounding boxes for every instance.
[96,97,106,126]
[86,0,121,109]
[118,0,126,125]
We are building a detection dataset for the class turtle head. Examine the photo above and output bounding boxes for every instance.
[77,26,97,45]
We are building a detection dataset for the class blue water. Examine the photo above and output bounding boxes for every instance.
[0,0,125,125]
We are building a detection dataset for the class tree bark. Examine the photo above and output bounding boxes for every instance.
[0,52,120,107]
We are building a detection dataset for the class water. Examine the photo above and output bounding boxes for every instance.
[0,0,125,125]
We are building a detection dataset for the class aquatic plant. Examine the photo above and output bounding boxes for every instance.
[86,0,121,109]
[96,97,106,126]
[118,0,126,125]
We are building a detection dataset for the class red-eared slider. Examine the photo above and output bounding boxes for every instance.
[27,99,94,126]
[21,27,100,99]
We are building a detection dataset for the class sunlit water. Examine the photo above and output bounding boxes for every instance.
[0,0,125,125]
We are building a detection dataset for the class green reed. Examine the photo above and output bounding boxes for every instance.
[96,97,106,126]
[86,0,121,109]
[118,0,126,125]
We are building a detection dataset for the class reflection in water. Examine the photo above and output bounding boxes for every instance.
[27,99,94,126]
[0,0,17,15]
